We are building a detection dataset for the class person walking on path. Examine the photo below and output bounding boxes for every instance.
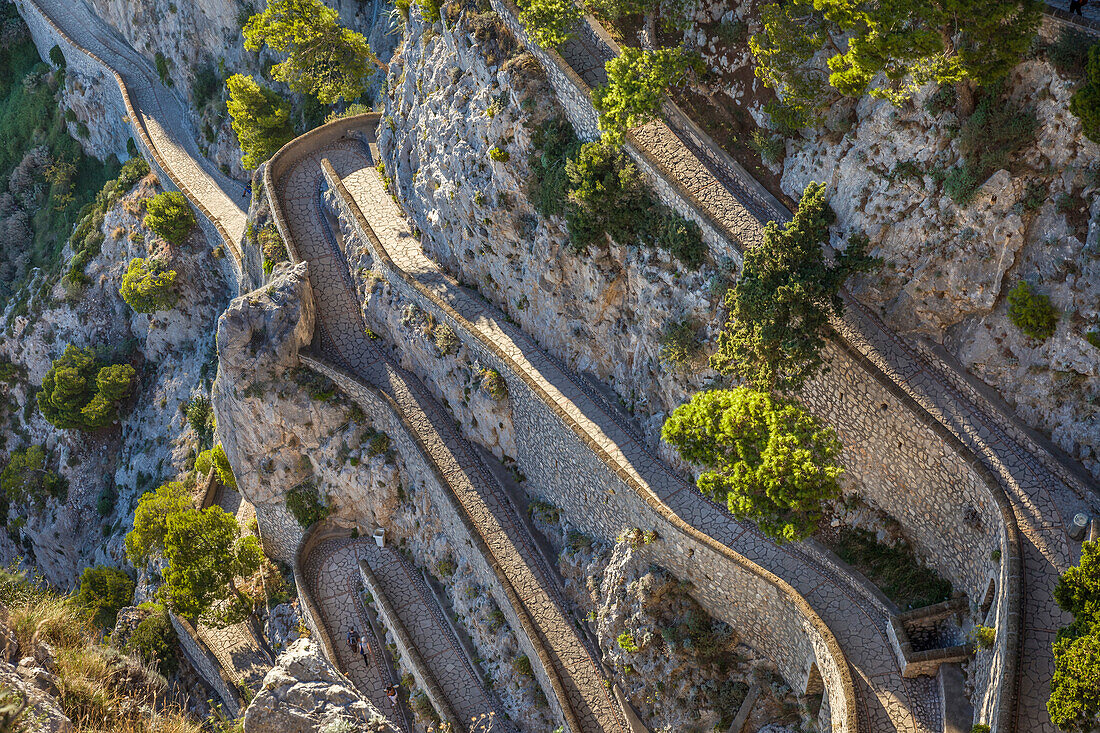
[357,634,373,665]
[1070,0,1088,15]
[384,685,399,711]
[347,627,357,652]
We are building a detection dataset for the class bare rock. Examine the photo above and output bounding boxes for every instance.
[242,639,397,733]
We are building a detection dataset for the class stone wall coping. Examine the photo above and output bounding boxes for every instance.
[318,151,859,732]
[18,0,245,268]
[169,611,243,718]
[357,558,462,731]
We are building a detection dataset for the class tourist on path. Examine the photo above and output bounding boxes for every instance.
[1070,0,1088,15]
[385,685,399,711]
[358,634,373,665]
[347,627,357,651]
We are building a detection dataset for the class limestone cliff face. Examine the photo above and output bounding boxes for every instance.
[0,171,230,586]
[782,58,1100,475]
[243,638,397,733]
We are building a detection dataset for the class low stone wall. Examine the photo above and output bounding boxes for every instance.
[321,154,857,732]
[169,613,243,719]
[16,0,245,272]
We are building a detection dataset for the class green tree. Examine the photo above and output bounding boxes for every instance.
[712,182,873,393]
[124,482,192,566]
[518,0,582,48]
[160,506,263,623]
[37,346,136,430]
[662,387,843,542]
[226,74,296,169]
[564,140,650,249]
[243,0,383,104]
[76,566,134,629]
[125,484,262,625]
[1071,45,1100,144]
[196,444,237,489]
[749,2,836,127]
[1050,541,1100,731]
[751,0,1039,107]
[142,192,196,245]
[0,445,67,510]
[118,257,178,313]
[593,47,693,141]
[124,605,179,676]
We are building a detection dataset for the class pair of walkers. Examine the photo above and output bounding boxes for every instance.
[347,627,373,663]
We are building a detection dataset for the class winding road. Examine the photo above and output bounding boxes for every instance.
[21,0,1098,731]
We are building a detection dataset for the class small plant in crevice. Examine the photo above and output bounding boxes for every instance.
[972,624,996,650]
[1006,280,1059,340]
[481,368,508,400]
[432,322,460,355]
[286,482,331,528]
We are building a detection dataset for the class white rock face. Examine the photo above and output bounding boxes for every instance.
[242,638,397,733]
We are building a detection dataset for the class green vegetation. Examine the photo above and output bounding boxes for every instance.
[1007,280,1059,340]
[1046,28,1095,79]
[154,51,172,86]
[0,5,121,303]
[0,567,210,732]
[62,156,149,294]
[286,482,330,528]
[1049,541,1100,732]
[196,444,237,489]
[662,387,843,542]
[481,368,508,400]
[529,119,706,266]
[593,47,693,142]
[75,565,134,629]
[256,221,289,273]
[973,624,996,649]
[0,444,67,519]
[243,0,383,104]
[712,182,873,393]
[125,605,179,676]
[517,0,581,48]
[827,526,952,609]
[119,257,178,313]
[433,323,459,355]
[749,0,1039,120]
[226,74,295,169]
[125,482,263,625]
[1071,45,1100,144]
[617,631,639,652]
[37,345,136,431]
[948,87,1037,205]
[185,393,215,448]
[143,191,196,245]
[512,654,534,676]
[658,318,704,372]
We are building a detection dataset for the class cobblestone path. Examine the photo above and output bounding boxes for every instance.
[548,17,1092,733]
[273,143,628,733]
[24,0,248,249]
[332,141,941,733]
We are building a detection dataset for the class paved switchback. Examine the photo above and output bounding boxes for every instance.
[272,141,628,733]
[24,0,248,248]
[329,137,943,733]
[554,18,1084,733]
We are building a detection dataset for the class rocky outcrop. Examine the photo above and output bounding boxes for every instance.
[242,638,396,733]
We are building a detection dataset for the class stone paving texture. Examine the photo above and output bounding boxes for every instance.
[270,141,627,733]
[32,0,1100,729]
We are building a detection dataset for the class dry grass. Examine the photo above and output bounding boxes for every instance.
[0,569,220,733]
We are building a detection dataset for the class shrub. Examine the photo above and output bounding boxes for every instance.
[366,431,390,457]
[185,394,215,447]
[481,368,508,400]
[435,557,456,577]
[971,725,991,733]
[48,45,64,69]
[37,345,135,430]
[518,0,581,48]
[662,387,843,542]
[658,318,704,372]
[96,485,117,516]
[512,654,534,676]
[1087,331,1100,350]
[76,566,133,629]
[119,257,178,313]
[957,88,1037,199]
[154,52,172,86]
[226,74,295,170]
[1072,45,1100,144]
[617,632,638,652]
[286,483,330,528]
[1006,281,1058,340]
[593,47,693,142]
[656,214,705,268]
[1047,28,1095,78]
[196,444,236,488]
[488,146,509,162]
[258,222,288,273]
[143,192,195,245]
[973,625,996,649]
[923,84,956,116]
[1,445,67,512]
[749,129,784,164]
[944,165,979,206]
[124,605,179,675]
[432,323,459,355]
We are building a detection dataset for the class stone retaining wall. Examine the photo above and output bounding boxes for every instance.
[318,148,857,732]
[169,613,243,719]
